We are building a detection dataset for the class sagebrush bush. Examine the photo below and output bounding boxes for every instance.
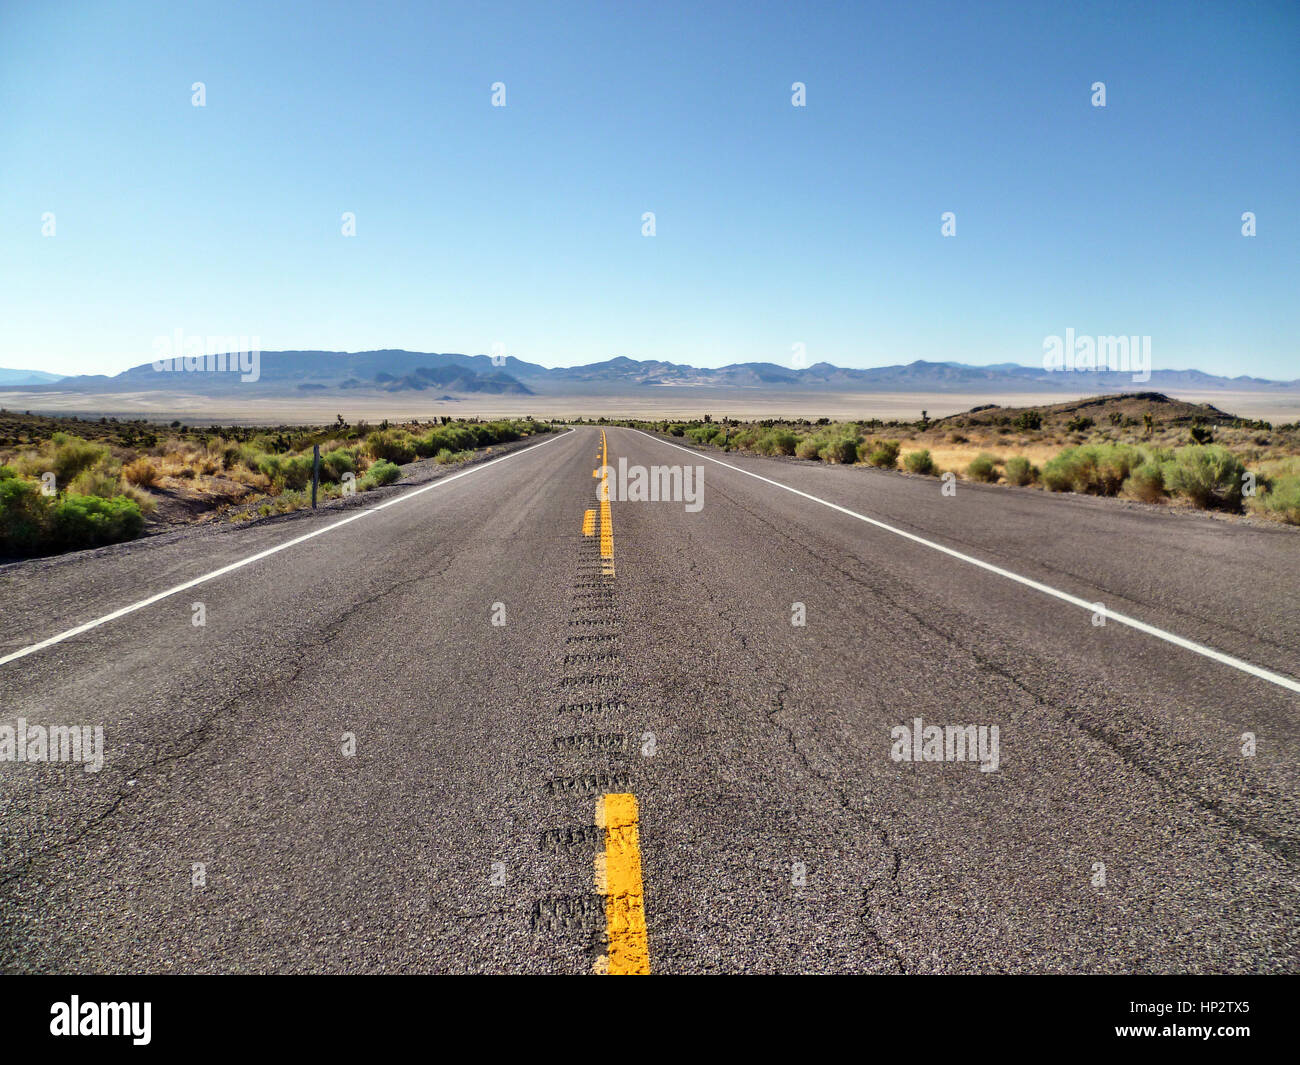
[820,436,859,464]
[967,454,1000,482]
[1163,445,1245,511]
[903,449,936,475]
[0,476,144,556]
[0,477,49,554]
[1004,456,1038,486]
[366,430,418,464]
[867,440,900,468]
[360,459,401,489]
[1042,444,1144,495]
[1124,461,1165,503]
[14,433,112,486]
[50,494,145,548]
[795,437,822,460]
[123,456,159,487]
[756,430,798,456]
[1247,471,1300,524]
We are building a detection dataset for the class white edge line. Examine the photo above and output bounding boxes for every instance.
[0,429,572,668]
[627,428,1300,695]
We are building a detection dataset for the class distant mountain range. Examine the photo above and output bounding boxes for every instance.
[0,368,65,385]
[1,351,1296,396]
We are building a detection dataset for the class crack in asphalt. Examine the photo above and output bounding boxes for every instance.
[706,475,1300,867]
[0,556,459,890]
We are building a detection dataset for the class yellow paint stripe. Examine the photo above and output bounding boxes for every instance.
[595,793,650,975]
[582,509,595,536]
[598,430,614,576]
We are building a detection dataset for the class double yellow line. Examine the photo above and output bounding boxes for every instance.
[582,430,648,974]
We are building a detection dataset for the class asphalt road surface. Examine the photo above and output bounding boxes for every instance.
[1,425,1297,973]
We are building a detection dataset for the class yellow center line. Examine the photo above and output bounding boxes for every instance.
[582,509,595,536]
[595,793,650,975]
[598,430,614,577]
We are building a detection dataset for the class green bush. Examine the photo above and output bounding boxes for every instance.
[1124,461,1165,503]
[50,494,145,548]
[820,436,859,464]
[0,476,51,554]
[1,476,144,556]
[359,460,401,490]
[1013,410,1043,432]
[1042,444,1144,495]
[967,454,1001,482]
[903,449,936,475]
[756,429,798,456]
[257,453,314,490]
[1247,472,1300,525]
[319,448,356,483]
[795,437,822,460]
[366,430,417,464]
[14,433,113,486]
[686,425,724,446]
[69,464,123,498]
[1004,456,1038,486]
[867,440,900,469]
[1163,445,1245,511]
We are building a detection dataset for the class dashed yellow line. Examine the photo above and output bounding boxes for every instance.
[595,793,650,975]
[582,509,595,537]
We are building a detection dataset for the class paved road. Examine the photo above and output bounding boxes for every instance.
[1,425,1297,973]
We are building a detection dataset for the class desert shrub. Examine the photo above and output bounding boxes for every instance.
[819,435,859,464]
[123,456,160,487]
[1013,410,1043,432]
[0,476,50,554]
[795,437,822,460]
[903,449,936,475]
[967,454,1001,482]
[1163,445,1245,511]
[1042,444,1144,495]
[257,453,314,490]
[1004,455,1038,486]
[1247,472,1300,525]
[69,465,124,499]
[50,494,145,548]
[686,424,724,446]
[1124,461,1166,503]
[1064,416,1095,433]
[366,430,417,464]
[359,459,400,490]
[756,430,798,456]
[319,448,357,483]
[435,448,473,464]
[866,440,900,469]
[13,433,112,485]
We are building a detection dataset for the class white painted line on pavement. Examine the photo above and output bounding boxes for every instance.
[628,428,1300,695]
[0,430,573,668]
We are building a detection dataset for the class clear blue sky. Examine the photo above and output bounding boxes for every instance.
[1,0,1296,378]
